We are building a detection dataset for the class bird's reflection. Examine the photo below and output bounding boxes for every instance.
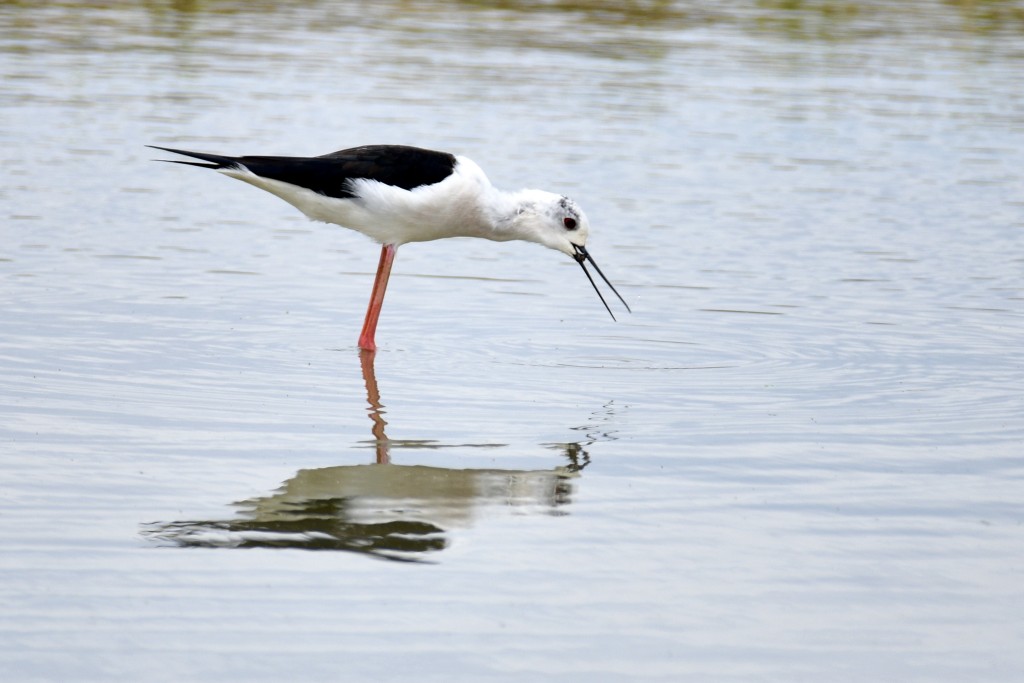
[361,348,390,464]
[144,351,600,562]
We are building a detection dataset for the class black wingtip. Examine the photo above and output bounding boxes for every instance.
[146,145,234,169]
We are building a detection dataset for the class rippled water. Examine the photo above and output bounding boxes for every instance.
[2,1,1023,681]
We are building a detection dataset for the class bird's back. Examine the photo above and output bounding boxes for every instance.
[219,145,457,199]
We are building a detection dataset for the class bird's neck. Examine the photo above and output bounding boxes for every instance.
[483,188,556,243]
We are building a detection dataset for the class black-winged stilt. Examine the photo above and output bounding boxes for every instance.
[149,144,629,352]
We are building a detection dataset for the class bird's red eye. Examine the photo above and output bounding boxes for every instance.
[563,217,577,230]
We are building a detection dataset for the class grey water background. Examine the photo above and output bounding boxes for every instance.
[2,1,1023,680]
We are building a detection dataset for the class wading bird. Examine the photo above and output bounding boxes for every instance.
[150,144,629,351]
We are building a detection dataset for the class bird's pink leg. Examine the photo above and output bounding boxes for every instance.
[358,244,397,352]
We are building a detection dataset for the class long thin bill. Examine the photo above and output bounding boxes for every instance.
[577,259,616,321]
[578,246,631,313]
[574,245,630,320]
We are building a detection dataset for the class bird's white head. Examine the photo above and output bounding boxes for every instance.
[505,190,590,258]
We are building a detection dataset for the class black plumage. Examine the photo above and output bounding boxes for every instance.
[147,144,457,199]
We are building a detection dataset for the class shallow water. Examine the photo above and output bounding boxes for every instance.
[2,1,1023,681]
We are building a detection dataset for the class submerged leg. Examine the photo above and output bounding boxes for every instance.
[357,244,397,352]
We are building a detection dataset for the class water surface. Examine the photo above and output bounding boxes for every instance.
[2,1,1023,681]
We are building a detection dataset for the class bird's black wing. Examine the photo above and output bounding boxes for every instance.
[148,145,458,199]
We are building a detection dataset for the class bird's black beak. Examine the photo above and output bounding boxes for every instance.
[572,244,631,321]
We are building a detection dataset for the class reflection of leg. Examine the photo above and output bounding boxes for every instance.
[357,243,397,352]
[359,348,390,464]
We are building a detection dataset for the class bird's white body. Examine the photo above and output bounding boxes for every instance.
[222,156,589,257]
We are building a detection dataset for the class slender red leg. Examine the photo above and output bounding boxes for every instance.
[357,244,397,352]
